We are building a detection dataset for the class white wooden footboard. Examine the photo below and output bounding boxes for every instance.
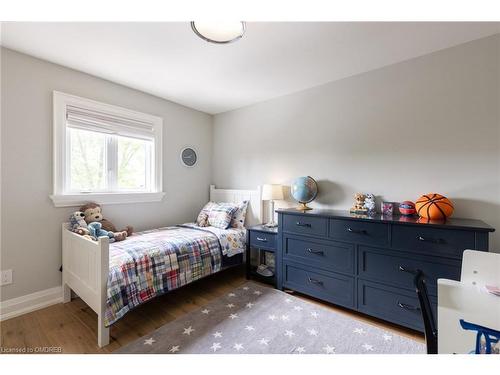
[62,223,110,347]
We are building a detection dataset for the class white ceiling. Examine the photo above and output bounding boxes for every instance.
[2,22,499,114]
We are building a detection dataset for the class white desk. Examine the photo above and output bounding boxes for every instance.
[438,278,500,354]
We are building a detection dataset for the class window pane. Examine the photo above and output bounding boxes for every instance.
[117,136,149,190]
[69,128,106,191]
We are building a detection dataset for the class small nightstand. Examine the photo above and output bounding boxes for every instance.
[246,225,278,287]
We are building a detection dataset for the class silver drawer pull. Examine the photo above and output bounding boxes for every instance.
[256,237,267,242]
[307,248,324,256]
[397,302,420,311]
[417,236,445,244]
[398,265,417,274]
[347,227,367,234]
[296,222,312,228]
[308,277,324,286]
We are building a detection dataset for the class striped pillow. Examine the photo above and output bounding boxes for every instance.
[208,203,239,229]
[230,200,249,229]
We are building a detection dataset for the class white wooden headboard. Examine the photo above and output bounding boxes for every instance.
[209,185,262,227]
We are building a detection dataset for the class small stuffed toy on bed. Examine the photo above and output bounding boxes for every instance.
[69,211,86,231]
[80,202,132,241]
[87,222,116,243]
[69,211,92,239]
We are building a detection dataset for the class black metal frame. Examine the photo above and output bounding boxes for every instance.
[400,267,438,354]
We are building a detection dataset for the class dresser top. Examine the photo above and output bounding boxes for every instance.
[276,208,495,232]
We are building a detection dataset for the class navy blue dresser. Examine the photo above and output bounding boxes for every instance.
[276,209,494,331]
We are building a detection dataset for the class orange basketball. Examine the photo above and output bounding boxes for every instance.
[415,193,454,220]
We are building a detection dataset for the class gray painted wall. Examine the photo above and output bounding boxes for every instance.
[212,35,500,251]
[2,34,499,302]
[0,48,213,300]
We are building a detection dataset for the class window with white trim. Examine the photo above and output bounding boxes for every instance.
[51,92,164,207]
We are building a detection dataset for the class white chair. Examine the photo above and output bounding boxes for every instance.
[437,249,500,353]
[461,249,500,287]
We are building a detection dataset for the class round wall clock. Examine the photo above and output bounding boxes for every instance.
[180,147,197,167]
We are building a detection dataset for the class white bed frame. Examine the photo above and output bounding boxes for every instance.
[61,185,262,347]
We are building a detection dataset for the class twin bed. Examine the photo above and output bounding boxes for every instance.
[61,185,262,347]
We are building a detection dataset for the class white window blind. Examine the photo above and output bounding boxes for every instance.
[66,105,156,141]
[51,91,164,207]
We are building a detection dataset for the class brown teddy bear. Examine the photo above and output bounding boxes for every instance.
[79,202,133,241]
[350,192,368,214]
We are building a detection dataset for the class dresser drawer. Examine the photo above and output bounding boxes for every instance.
[329,219,388,246]
[392,225,475,258]
[283,215,328,237]
[249,231,276,250]
[284,263,354,308]
[358,246,461,296]
[358,280,436,331]
[284,236,354,275]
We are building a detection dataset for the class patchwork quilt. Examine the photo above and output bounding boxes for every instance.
[105,225,245,326]
[181,223,247,258]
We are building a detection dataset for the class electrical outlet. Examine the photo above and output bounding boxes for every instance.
[1,269,13,286]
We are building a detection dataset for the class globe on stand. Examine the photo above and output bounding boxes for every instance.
[290,176,318,211]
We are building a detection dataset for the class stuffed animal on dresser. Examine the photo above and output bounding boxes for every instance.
[350,192,367,214]
[79,202,132,241]
[364,194,376,214]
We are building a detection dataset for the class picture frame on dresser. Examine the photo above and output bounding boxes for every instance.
[275,208,494,332]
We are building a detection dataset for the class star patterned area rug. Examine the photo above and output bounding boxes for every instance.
[115,282,425,354]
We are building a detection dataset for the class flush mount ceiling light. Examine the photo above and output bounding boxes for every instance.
[191,21,246,44]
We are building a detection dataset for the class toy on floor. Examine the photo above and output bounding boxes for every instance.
[80,202,132,241]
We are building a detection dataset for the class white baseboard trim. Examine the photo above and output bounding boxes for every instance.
[0,286,63,321]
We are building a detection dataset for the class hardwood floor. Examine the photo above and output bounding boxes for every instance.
[0,266,423,353]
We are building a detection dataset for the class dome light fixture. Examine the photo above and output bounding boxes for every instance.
[191,21,246,44]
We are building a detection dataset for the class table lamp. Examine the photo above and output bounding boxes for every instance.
[262,184,284,227]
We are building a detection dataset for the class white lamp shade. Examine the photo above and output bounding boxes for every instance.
[262,184,284,201]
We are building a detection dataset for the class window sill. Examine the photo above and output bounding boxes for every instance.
[50,192,166,207]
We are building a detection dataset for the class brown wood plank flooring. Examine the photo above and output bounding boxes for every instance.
[0,266,423,353]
